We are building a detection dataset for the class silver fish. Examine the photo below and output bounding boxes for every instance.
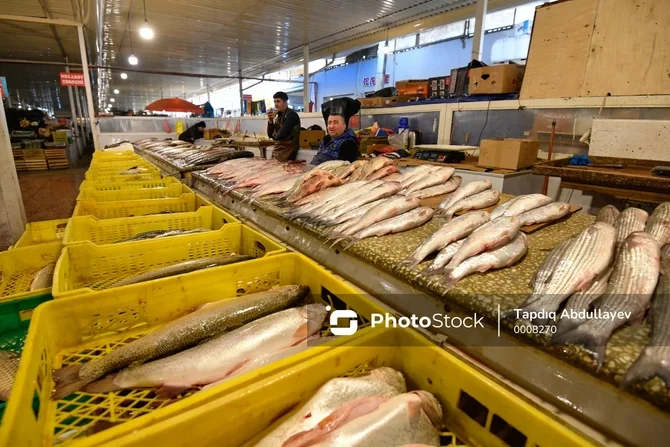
[500,194,553,217]
[552,232,661,368]
[517,202,571,227]
[404,167,455,195]
[399,165,440,190]
[396,211,490,270]
[614,207,648,250]
[423,239,465,277]
[338,160,367,179]
[441,233,528,293]
[438,189,500,221]
[333,196,421,238]
[490,196,520,220]
[407,176,462,199]
[645,202,670,245]
[344,207,435,249]
[326,199,388,229]
[528,237,575,289]
[595,205,620,226]
[303,181,383,219]
[326,182,403,224]
[29,263,55,290]
[437,180,492,213]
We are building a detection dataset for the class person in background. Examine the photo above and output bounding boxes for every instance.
[203,101,214,118]
[267,91,301,162]
[179,121,206,143]
[310,97,361,166]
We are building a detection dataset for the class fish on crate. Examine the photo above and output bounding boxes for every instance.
[118,228,209,243]
[0,350,20,401]
[30,263,56,290]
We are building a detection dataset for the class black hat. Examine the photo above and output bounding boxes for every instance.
[196,121,206,127]
[322,98,361,127]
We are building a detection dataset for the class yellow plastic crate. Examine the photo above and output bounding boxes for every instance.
[0,242,62,303]
[84,171,162,182]
[0,253,386,446]
[72,193,209,219]
[92,150,139,160]
[75,183,192,202]
[12,219,69,248]
[62,206,240,246]
[78,177,179,192]
[111,327,597,447]
[87,159,154,170]
[53,223,286,297]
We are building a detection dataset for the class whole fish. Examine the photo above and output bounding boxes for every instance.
[621,250,670,388]
[344,207,435,249]
[287,170,343,203]
[552,232,661,368]
[325,182,403,224]
[292,181,373,218]
[381,173,403,182]
[311,160,350,173]
[438,189,500,221]
[358,157,394,180]
[528,237,575,289]
[120,228,209,243]
[490,197,520,220]
[30,263,55,290]
[614,207,648,250]
[399,165,439,190]
[290,391,442,447]
[518,202,571,227]
[445,216,522,271]
[251,174,301,200]
[348,164,369,182]
[253,367,407,447]
[553,267,612,338]
[595,205,620,226]
[441,233,528,293]
[500,194,553,217]
[84,305,327,397]
[396,211,490,270]
[422,239,465,277]
[404,167,455,196]
[332,197,421,238]
[645,202,670,245]
[52,285,309,399]
[436,180,492,213]
[408,176,462,199]
[111,254,254,288]
[326,198,387,229]
[0,350,20,401]
[338,160,367,179]
[514,222,616,325]
[367,164,400,181]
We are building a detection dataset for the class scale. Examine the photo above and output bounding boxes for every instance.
[412,144,479,164]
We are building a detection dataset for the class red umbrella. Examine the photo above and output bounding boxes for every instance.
[145,97,203,113]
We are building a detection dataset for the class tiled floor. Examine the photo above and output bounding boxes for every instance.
[18,167,87,222]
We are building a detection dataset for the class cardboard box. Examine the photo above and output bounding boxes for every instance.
[449,67,469,96]
[395,80,429,96]
[359,97,385,108]
[359,137,389,154]
[478,138,539,170]
[428,76,451,97]
[383,94,425,106]
[300,129,325,149]
[469,65,526,95]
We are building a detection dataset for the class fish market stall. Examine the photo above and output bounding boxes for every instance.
[180,156,670,447]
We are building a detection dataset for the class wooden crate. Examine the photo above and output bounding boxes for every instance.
[44,149,69,169]
[13,149,26,171]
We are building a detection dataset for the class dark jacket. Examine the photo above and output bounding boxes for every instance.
[267,108,301,162]
[310,128,359,165]
[178,122,205,143]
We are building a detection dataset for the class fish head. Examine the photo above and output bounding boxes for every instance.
[367,367,407,393]
[410,390,443,428]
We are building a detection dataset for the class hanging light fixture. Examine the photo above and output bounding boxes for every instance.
[128,54,138,65]
[120,73,128,79]
[110,98,116,102]
[127,11,139,65]
[114,89,120,94]
[139,0,154,40]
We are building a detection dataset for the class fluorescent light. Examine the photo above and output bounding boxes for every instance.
[120,73,128,79]
[414,22,422,27]
[139,22,154,40]
[383,45,393,54]
[128,54,138,65]
[114,89,120,94]
[107,103,112,108]
[110,98,115,102]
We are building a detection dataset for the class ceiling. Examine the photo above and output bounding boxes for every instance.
[0,0,478,113]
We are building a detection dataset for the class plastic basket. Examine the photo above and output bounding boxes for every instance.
[83,171,162,182]
[92,151,139,160]
[0,242,62,304]
[109,327,596,447]
[12,219,69,248]
[0,253,387,446]
[53,223,286,297]
[78,178,180,192]
[72,193,210,219]
[87,160,155,170]
[62,206,240,247]
[75,183,192,202]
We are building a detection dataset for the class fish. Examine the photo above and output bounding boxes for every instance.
[489,197,520,220]
[85,305,328,397]
[513,222,616,325]
[595,205,620,226]
[291,181,373,217]
[422,239,465,277]
[111,254,254,288]
[119,228,209,243]
[366,164,400,181]
[528,237,575,289]
[253,367,407,447]
[645,202,670,245]
[553,267,613,338]
[251,174,301,200]
[620,250,670,388]
[437,189,500,221]
[441,233,528,293]
[29,263,55,290]
[436,180,492,213]
[338,160,367,179]
[348,163,370,182]
[0,350,20,401]
[331,197,421,239]
[407,176,462,199]
[284,391,442,447]
[358,157,394,180]
[323,182,403,225]
[445,216,522,272]
[552,232,661,368]
[52,285,309,399]
[381,173,403,182]
[287,171,344,204]
[311,160,350,173]
[403,167,455,196]
[396,211,490,270]
[119,166,151,175]
[343,207,435,249]
[325,198,387,229]
[614,207,648,250]
[500,194,553,217]
[517,202,571,227]
[398,165,439,190]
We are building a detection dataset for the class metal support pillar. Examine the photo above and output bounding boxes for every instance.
[77,25,100,150]
[0,104,26,247]
[471,0,488,60]
[239,70,244,116]
[303,45,309,112]
[77,90,91,146]
[376,42,388,92]
[65,61,83,156]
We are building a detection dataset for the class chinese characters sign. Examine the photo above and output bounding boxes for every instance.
[59,72,86,87]
[362,74,391,88]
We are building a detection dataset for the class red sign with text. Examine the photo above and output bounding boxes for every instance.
[59,72,86,87]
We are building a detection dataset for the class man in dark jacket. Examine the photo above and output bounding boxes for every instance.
[310,98,361,166]
[178,121,206,143]
[267,92,301,162]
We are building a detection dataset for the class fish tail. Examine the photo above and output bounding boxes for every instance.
[552,316,585,339]
[394,257,419,271]
[551,323,609,370]
[52,375,95,400]
[83,375,122,394]
[328,237,346,249]
[620,347,670,389]
[511,298,555,326]
[53,363,82,384]
[439,275,459,295]
[342,238,359,250]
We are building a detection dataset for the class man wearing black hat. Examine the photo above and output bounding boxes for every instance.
[267,91,301,162]
[310,97,361,166]
[178,121,206,143]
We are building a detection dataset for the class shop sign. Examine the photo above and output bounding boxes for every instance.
[360,74,391,89]
[59,72,86,87]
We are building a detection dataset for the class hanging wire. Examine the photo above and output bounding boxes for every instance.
[143,0,148,22]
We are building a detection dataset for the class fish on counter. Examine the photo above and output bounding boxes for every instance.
[291,182,377,221]
[422,239,465,278]
[119,228,209,243]
[52,285,310,399]
[552,232,661,368]
[595,205,620,226]
[436,180,492,215]
[250,174,302,200]
[407,176,462,200]
[0,350,20,401]
[614,207,648,250]
[29,263,55,290]
[326,198,387,231]
[403,167,455,196]
[316,182,402,226]
[341,207,435,249]
[517,202,571,227]
[497,194,553,218]
[645,202,670,246]
[357,157,394,181]
[111,254,254,288]
[253,367,407,447]
[338,160,367,180]
[437,189,500,221]
[367,164,400,181]
[286,170,344,203]
[398,165,439,190]
[329,196,421,240]
[84,304,328,397]
[528,237,574,289]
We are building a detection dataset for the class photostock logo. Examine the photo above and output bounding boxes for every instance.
[326,306,358,336]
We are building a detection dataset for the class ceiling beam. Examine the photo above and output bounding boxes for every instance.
[0,14,80,27]
[37,0,68,60]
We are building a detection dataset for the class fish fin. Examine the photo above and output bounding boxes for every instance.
[620,347,670,389]
[551,323,609,370]
[53,363,82,384]
[394,258,419,271]
[156,383,192,400]
[52,375,95,400]
[83,375,122,394]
